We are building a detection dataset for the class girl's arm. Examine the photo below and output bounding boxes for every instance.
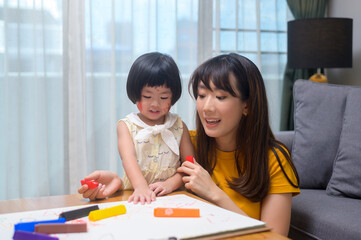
[260,193,292,236]
[117,121,156,204]
[150,122,195,196]
[177,161,247,215]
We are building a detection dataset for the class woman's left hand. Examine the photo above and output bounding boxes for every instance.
[178,159,248,216]
[177,160,218,202]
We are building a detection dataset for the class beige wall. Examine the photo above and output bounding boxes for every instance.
[327,0,361,86]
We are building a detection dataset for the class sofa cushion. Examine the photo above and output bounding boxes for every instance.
[289,189,361,240]
[326,88,361,198]
[292,80,347,188]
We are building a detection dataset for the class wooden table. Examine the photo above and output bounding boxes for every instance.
[0,190,288,240]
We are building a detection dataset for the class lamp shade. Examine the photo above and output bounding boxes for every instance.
[288,18,352,69]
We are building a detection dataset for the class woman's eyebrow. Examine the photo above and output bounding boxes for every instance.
[198,82,222,91]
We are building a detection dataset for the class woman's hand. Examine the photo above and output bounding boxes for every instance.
[177,160,219,202]
[78,170,123,200]
[178,160,247,216]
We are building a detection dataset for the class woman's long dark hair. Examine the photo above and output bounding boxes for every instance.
[189,53,299,202]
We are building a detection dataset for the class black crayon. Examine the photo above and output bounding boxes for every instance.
[59,205,99,221]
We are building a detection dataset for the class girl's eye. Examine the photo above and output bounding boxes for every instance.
[142,95,151,99]
[160,97,169,100]
[216,96,227,100]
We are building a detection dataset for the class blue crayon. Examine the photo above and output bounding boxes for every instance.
[14,218,66,232]
[13,230,59,240]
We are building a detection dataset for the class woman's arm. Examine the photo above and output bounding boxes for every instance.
[177,161,246,215]
[261,193,292,236]
[117,121,155,204]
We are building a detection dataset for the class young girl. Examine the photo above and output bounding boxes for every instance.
[78,52,194,204]
[177,53,300,236]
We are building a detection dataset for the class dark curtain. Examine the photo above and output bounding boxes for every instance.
[280,0,329,130]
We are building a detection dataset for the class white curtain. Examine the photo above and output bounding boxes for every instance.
[0,0,289,201]
[0,0,198,200]
[0,0,66,200]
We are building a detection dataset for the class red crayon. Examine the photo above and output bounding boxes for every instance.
[186,156,194,163]
[81,179,99,189]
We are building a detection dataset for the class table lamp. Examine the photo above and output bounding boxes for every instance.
[287,18,353,83]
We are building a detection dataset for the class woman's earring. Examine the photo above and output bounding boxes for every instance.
[243,112,248,117]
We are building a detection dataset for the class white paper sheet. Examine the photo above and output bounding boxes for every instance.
[0,194,265,240]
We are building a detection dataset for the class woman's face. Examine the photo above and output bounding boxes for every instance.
[196,74,247,150]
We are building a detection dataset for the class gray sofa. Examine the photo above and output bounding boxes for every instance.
[275,80,361,240]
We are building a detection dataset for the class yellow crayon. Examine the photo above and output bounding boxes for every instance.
[88,204,126,221]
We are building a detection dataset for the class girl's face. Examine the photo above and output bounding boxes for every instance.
[136,84,172,126]
[196,74,247,151]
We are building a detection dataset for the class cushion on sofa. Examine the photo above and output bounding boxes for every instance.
[289,189,361,240]
[326,88,361,199]
[292,80,347,188]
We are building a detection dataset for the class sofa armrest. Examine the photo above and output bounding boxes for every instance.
[274,131,294,152]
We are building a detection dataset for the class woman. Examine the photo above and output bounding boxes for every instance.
[177,53,300,236]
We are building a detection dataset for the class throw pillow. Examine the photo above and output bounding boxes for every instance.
[327,88,361,198]
[292,80,348,189]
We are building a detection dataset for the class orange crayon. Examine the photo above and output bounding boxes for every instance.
[154,208,200,218]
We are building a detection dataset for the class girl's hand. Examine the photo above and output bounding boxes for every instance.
[177,160,219,202]
[78,170,122,200]
[128,186,156,204]
[149,181,172,196]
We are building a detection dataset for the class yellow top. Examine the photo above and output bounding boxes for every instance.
[189,130,300,220]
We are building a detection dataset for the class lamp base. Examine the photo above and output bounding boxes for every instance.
[309,73,328,83]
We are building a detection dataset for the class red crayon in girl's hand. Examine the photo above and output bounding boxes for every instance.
[81,179,99,189]
[186,156,194,163]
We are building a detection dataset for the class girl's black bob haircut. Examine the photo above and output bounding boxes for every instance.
[126,52,182,105]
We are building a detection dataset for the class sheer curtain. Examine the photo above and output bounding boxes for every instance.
[0,0,198,200]
[1,0,289,201]
[0,0,66,200]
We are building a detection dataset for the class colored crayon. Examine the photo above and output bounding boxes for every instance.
[13,230,59,240]
[80,179,99,189]
[35,222,87,234]
[14,218,66,232]
[185,156,194,163]
[154,208,200,217]
[88,205,126,221]
[59,205,99,221]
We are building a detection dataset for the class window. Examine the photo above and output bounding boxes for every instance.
[212,0,293,130]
